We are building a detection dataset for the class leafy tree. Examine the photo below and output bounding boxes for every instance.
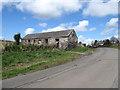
[13,33,21,45]
[116,40,119,44]
[103,39,111,46]
[79,42,82,44]
[110,36,118,44]
[94,40,98,46]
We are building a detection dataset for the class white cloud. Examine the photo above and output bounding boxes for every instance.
[1,0,82,18]
[14,0,82,19]
[42,24,66,32]
[39,23,47,27]
[25,28,34,35]
[1,0,118,18]
[101,18,118,35]
[104,34,119,40]
[0,2,2,12]
[42,20,96,32]
[72,20,96,32]
[83,0,118,17]
[0,35,3,40]
[89,27,96,31]
[73,20,89,31]
[106,18,118,28]
[101,29,112,35]
[114,35,118,38]
[105,36,111,40]
[78,35,94,45]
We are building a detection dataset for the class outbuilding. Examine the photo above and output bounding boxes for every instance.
[21,29,78,49]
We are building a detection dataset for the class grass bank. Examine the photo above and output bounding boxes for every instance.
[109,46,120,49]
[68,47,96,52]
[2,44,95,79]
[2,49,80,79]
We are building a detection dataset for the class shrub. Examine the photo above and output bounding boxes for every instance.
[3,43,59,53]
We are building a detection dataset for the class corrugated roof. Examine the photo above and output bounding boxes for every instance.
[23,29,74,39]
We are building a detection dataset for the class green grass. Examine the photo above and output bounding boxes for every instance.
[68,47,95,52]
[2,49,80,79]
[109,46,120,49]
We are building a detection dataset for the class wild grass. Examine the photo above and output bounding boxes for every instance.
[2,48,80,79]
[109,46,120,49]
[3,44,46,52]
[2,44,95,79]
[68,46,95,52]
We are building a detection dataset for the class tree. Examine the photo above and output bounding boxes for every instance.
[94,40,98,46]
[103,39,111,46]
[14,33,21,45]
[110,36,118,44]
[79,42,82,44]
[116,40,119,44]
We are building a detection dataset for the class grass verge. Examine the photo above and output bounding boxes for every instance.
[68,47,96,53]
[2,49,80,79]
[109,46,120,49]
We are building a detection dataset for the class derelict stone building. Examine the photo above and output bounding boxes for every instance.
[21,29,78,49]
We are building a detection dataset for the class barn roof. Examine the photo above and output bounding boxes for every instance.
[22,29,75,39]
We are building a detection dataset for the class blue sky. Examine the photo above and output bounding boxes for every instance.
[1,0,119,44]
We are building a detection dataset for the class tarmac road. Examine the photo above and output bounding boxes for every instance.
[2,48,118,88]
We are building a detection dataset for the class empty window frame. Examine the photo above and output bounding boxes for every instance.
[56,39,59,41]
[45,39,48,44]
[34,40,35,43]
[28,40,30,43]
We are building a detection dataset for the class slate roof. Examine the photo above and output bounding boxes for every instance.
[23,29,75,39]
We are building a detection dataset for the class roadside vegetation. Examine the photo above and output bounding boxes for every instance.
[109,46,120,49]
[68,47,95,52]
[2,43,95,79]
[2,44,74,79]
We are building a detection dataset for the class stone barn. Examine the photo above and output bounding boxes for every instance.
[21,29,78,49]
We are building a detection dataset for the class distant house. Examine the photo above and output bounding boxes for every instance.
[78,42,86,47]
[21,29,78,49]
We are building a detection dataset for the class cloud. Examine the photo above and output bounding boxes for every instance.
[73,20,89,31]
[0,0,18,12]
[89,27,96,31]
[106,18,118,28]
[1,0,118,18]
[42,20,96,32]
[105,36,111,40]
[0,2,2,12]
[114,35,118,38]
[83,0,118,17]
[78,35,94,45]
[42,24,66,32]
[101,18,118,35]
[25,28,34,35]
[14,0,82,19]
[0,35,3,40]
[39,23,47,27]
[104,34,119,40]
[71,20,96,32]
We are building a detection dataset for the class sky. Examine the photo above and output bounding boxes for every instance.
[1,0,119,45]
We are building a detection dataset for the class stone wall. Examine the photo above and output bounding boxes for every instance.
[59,38,68,49]
[68,31,78,49]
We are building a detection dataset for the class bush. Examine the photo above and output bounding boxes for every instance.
[3,44,49,53]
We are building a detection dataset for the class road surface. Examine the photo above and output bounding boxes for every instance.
[3,48,118,88]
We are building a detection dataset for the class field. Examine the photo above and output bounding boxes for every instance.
[2,45,95,79]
